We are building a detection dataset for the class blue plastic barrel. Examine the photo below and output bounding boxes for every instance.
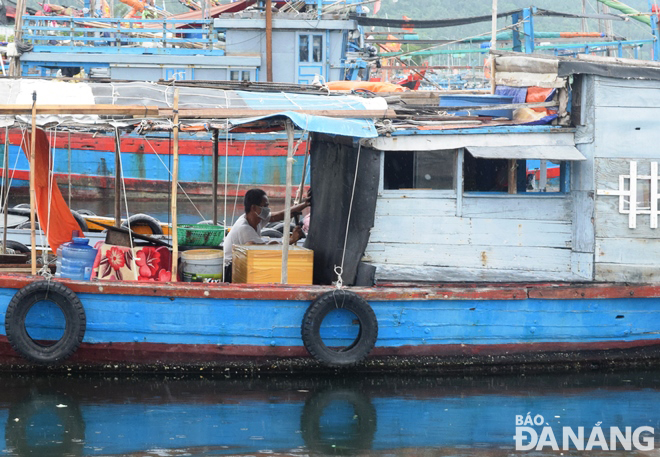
[59,238,98,281]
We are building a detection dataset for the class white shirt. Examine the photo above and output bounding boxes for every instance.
[223,214,268,265]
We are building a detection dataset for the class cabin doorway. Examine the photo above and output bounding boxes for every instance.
[296,32,325,84]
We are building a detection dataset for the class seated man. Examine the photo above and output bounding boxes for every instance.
[222,188,309,282]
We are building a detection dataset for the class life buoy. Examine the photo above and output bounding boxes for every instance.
[121,213,163,235]
[301,290,378,367]
[3,240,30,254]
[14,210,88,233]
[5,281,86,364]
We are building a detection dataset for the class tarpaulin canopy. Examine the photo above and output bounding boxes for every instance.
[228,111,378,138]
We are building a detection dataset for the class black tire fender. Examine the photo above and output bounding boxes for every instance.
[70,210,88,233]
[4,240,30,254]
[5,281,86,364]
[301,290,378,367]
[122,213,163,235]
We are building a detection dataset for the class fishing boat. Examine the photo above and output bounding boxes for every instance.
[0,52,659,373]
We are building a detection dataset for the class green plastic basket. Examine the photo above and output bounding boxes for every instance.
[177,224,225,246]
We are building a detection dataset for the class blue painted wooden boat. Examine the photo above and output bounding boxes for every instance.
[1,53,660,372]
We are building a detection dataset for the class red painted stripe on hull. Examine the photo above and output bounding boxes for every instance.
[0,335,658,366]
[0,274,533,301]
[0,169,305,198]
[0,131,307,157]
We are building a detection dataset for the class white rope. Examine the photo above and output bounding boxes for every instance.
[335,142,361,289]
[223,120,229,227]
[141,135,206,220]
[115,127,137,272]
[231,139,247,222]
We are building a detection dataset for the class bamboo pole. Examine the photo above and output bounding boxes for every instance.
[29,92,37,275]
[294,133,311,205]
[266,0,273,82]
[170,89,180,281]
[281,120,295,285]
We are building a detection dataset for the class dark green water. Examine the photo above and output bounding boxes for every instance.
[1,370,659,456]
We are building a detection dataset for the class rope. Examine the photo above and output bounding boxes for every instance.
[115,127,137,272]
[231,139,247,223]
[142,135,206,220]
[223,119,229,227]
[334,142,361,289]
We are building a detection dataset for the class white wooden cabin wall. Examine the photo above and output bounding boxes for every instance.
[592,76,660,282]
[365,176,583,283]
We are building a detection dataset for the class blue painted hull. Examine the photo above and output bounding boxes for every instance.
[0,277,659,370]
[0,130,309,199]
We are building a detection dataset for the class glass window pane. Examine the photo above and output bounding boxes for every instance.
[299,35,309,62]
[384,150,455,190]
[230,70,239,81]
[241,71,250,81]
[312,35,322,62]
[414,151,454,190]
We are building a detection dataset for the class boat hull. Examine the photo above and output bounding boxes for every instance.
[0,275,659,372]
[0,129,309,199]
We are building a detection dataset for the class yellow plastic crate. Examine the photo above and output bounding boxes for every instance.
[232,245,313,284]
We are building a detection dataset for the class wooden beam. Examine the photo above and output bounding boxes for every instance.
[0,105,160,115]
[29,92,37,275]
[159,109,397,118]
[508,159,517,195]
[170,89,180,282]
[266,0,273,82]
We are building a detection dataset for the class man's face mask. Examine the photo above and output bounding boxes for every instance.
[256,205,271,221]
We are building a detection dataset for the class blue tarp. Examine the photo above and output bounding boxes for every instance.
[230,111,378,138]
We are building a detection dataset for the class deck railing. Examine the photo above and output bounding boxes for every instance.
[22,16,224,56]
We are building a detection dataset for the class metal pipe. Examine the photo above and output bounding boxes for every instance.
[266,0,273,82]
[2,127,9,255]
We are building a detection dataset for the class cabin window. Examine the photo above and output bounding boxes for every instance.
[463,155,567,193]
[299,35,309,62]
[312,36,323,62]
[241,71,251,81]
[383,150,455,190]
[230,70,240,81]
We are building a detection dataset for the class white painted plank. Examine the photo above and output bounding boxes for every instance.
[595,77,660,108]
[375,197,456,217]
[571,251,593,280]
[363,243,572,272]
[572,191,595,252]
[595,263,660,283]
[594,197,660,239]
[370,215,572,248]
[595,237,660,266]
[372,263,582,283]
[594,107,660,158]
[462,196,572,221]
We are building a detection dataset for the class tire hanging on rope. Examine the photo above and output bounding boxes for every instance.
[5,281,86,364]
[301,290,378,367]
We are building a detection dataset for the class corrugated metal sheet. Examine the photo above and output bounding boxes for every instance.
[466,145,586,161]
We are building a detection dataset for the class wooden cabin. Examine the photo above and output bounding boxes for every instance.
[306,53,660,285]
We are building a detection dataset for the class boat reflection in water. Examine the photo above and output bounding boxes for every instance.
[1,371,659,456]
